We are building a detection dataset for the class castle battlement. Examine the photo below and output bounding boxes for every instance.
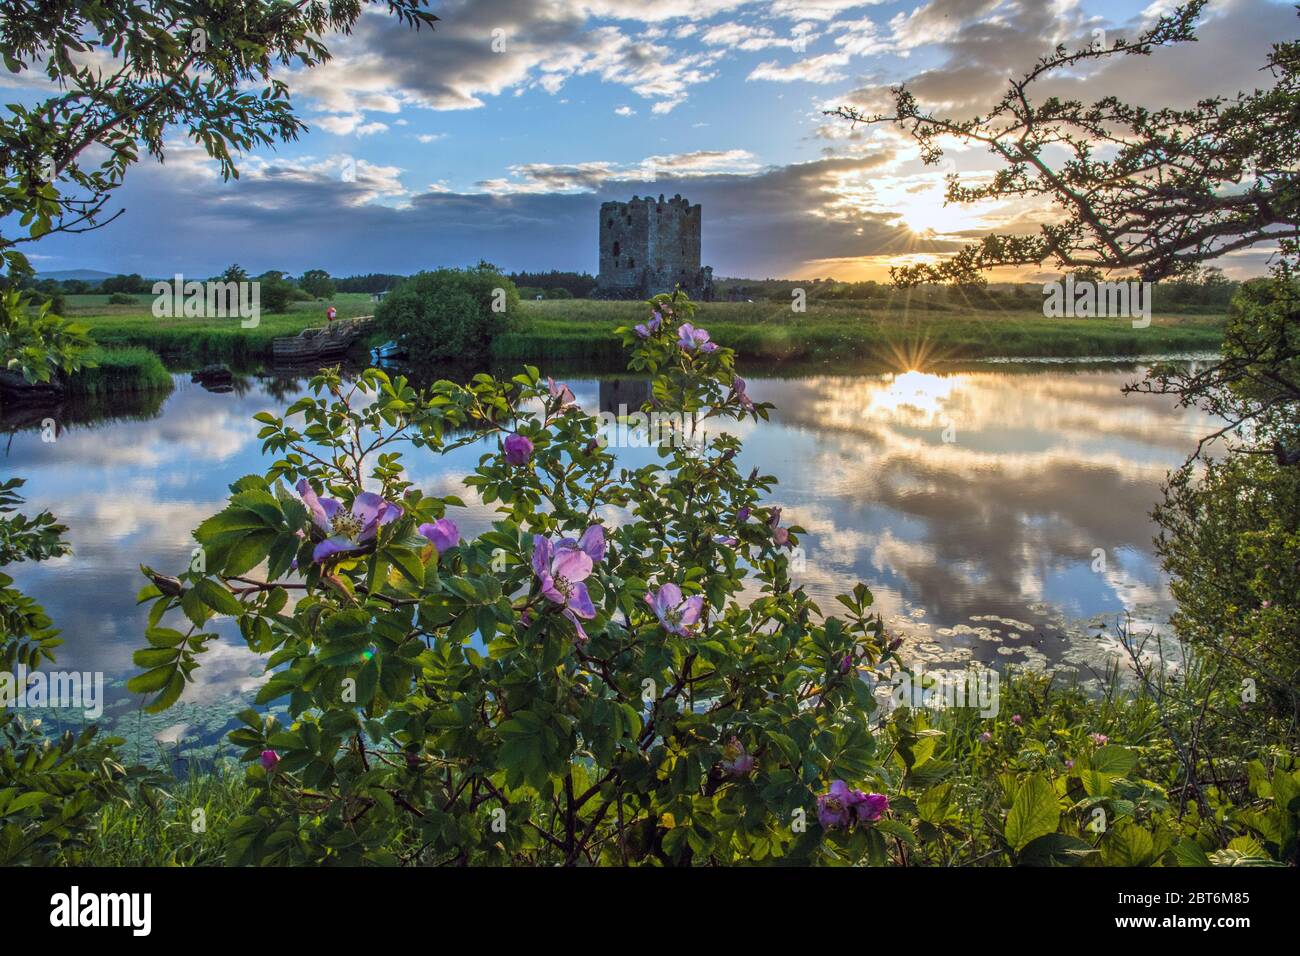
[594,194,713,300]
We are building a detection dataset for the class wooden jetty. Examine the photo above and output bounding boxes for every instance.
[271,315,375,364]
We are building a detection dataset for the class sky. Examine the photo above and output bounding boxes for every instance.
[12,0,1297,281]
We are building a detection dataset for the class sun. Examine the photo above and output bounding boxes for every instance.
[899,188,958,236]
[865,369,957,419]
[896,179,993,237]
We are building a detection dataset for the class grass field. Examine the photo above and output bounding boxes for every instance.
[498,298,1226,366]
[60,291,1225,370]
[63,292,377,363]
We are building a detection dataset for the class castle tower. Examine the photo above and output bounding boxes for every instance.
[595,194,713,300]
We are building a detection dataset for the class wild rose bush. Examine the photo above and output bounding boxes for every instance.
[130,291,907,865]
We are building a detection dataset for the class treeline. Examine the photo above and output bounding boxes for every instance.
[714,266,1242,311]
[21,265,1243,313]
[335,273,405,294]
[510,270,598,298]
[21,268,602,301]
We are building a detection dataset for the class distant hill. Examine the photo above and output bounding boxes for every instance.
[36,269,119,281]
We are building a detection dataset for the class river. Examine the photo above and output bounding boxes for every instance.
[3,357,1215,762]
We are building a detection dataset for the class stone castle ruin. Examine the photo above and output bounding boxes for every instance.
[594,194,713,300]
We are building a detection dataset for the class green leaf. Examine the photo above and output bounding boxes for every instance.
[1271,769,1299,813]
[874,818,917,846]
[1101,821,1158,867]
[1080,769,1112,797]
[127,664,176,695]
[193,579,244,616]
[1,791,50,816]
[1005,773,1060,851]
[146,670,187,713]
[132,647,179,668]
[1091,745,1137,777]
[386,546,424,588]
[917,781,954,824]
[223,530,278,576]
[1172,838,1212,867]
[144,627,188,648]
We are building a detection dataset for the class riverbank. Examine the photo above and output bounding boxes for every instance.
[0,345,173,405]
[61,293,1225,370]
[68,346,173,396]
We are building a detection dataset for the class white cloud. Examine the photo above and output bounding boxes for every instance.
[771,0,886,21]
[831,16,890,56]
[701,22,805,51]
[749,52,851,83]
[280,0,725,119]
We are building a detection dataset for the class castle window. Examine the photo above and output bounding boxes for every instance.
[606,219,612,228]
[628,258,635,268]
[626,215,632,225]
[612,241,620,257]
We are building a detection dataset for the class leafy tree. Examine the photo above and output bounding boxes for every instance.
[100,273,147,294]
[1132,276,1300,739]
[300,269,337,300]
[829,1,1298,285]
[830,0,1300,460]
[219,264,249,284]
[1153,453,1300,728]
[257,273,296,315]
[376,263,521,364]
[0,0,439,276]
[1130,278,1300,460]
[1152,266,1239,310]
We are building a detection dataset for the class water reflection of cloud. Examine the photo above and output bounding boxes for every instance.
[735,366,1205,642]
[4,363,1209,711]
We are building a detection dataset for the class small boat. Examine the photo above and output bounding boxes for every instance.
[370,340,406,362]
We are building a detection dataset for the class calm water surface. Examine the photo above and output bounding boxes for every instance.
[4,360,1213,755]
